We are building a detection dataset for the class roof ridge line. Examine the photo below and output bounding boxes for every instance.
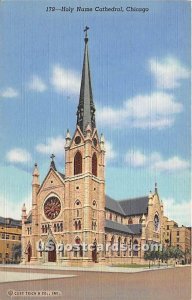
[119,196,148,203]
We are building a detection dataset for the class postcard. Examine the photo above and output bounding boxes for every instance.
[0,1,191,299]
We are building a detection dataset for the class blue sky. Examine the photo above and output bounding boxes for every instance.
[0,1,191,225]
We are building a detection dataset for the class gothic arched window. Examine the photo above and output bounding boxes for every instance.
[75,221,78,230]
[128,217,133,225]
[92,153,97,176]
[74,152,82,175]
[133,240,139,257]
[78,220,81,230]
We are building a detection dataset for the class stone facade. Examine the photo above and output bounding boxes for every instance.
[162,216,191,264]
[21,30,189,266]
[0,217,21,264]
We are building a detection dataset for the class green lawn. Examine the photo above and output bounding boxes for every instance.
[110,264,150,268]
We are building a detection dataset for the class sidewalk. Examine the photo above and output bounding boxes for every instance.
[0,263,175,274]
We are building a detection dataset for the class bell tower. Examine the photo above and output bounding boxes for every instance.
[64,27,106,262]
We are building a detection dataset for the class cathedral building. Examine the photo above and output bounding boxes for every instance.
[21,29,164,265]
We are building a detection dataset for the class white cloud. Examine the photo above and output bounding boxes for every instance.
[0,87,18,98]
[6,148,32,164]
[125,150,189,172]
[105,141,117,162]
[149,56,190,89]
[153,156,190,172]
[51,64,80,95]
[125,150,147,167]
[28,75,47,92]
[97,92,182,129]
[163,198,191,227]
[36,136,65,158]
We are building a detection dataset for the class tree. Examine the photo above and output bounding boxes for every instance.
[12,244,22,263]
[171,247,184,265]
[144,248,158,268]
[144,249,152,268]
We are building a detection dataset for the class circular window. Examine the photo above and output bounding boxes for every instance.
[75,136,81,145]
[44,197,61,220]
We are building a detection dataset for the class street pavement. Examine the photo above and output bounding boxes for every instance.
[0,265,190,300]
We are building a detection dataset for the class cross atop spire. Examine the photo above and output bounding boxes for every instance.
[76,27,96,135]
[50,154,57,171]
[84,26,89,40]
[50,154,55,161]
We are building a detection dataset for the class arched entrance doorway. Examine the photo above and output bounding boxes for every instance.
[92,239,97,262]
[27,244,32,262]
[48,240,56,262]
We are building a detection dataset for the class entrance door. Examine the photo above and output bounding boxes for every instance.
[27,244,32,262]
[48,241,56,262]
[92,241,97,262]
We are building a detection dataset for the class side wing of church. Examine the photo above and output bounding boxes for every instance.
[21,29,164,265]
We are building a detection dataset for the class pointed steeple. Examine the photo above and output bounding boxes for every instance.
[77,26,96,135]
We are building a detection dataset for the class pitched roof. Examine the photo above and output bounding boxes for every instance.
[105,220,133,234]
[106,195,125,215]
[119,197,148,216]
[57,172,65,180]
[0,216,21,228]
[127,224,142,235]
[105,195,148,216]
[105,220,142,235]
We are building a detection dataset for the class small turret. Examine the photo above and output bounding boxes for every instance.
[100,133,105,151]
[141,214,146,224]
[32,163,40,186]
[155,182,158,194]
[160,200,164,213]
[32,163,40,206]
[65,129,71,148]
[21,203,27,224]
[148,190,153,206]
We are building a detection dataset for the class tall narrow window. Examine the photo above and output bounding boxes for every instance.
[74,152,82,175]
[128,217,133,225]
[92,153,97,176]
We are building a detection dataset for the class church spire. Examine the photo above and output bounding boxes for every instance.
[77,26,96,135]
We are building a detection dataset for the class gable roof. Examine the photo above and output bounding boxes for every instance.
[106,195,125,215]
[105,195,148,216]
[127,224,142,235]
[37,168,65,195]
[119,197,149,216]
[105,220,133,234]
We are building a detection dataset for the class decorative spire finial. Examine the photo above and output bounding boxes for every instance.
[155,182,158,194]
[50,154,57,171]
[32,163,40,185]
[84,26,89,41]
[50,154,55,161]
